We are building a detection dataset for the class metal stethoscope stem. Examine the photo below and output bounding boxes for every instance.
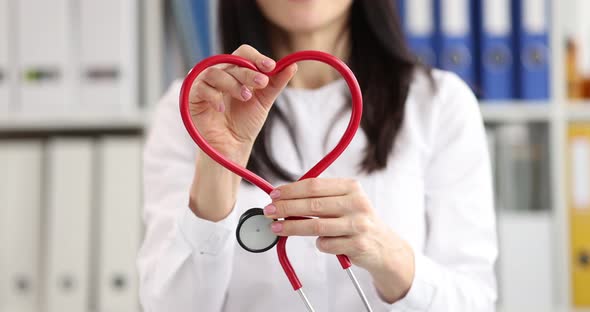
[295,267,373,312]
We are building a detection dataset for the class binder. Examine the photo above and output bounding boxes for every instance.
[44,138,94,312]
[16,0,75,114]
[191,0,212,59]
[78,0,139,114]
[568,124,590,307]
[497,211,553,308]
[171,0,201,67]
[398,0,437,66]
[437,0,476,88]
[495,124,533,211]
[479,0,515,100]
[0,0,13,112]
[0,140,43,312]
[208,0,219,54]
[97,136,142,312]
[484,127,496,200]
[514,0,549,100]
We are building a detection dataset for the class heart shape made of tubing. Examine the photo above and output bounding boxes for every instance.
[179,50,363,291]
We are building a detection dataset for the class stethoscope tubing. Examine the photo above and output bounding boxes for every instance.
[179,50,372,312]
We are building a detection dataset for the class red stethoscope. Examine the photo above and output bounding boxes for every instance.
[179,50,373,312]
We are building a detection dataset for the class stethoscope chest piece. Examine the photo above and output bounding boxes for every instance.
[236,208,279,253]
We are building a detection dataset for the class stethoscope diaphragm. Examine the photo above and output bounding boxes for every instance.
[236,208,279,253]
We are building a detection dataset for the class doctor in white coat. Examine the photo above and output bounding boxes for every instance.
[138,0,498,311]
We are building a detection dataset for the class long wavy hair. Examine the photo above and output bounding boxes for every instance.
[219,0,425,181]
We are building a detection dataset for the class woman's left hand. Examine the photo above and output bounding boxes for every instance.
[263,178,415,303]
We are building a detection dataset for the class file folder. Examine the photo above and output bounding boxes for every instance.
[0,140,43,312]
[97,136,142,312]
[398,0,437,66]
[16,0,75,114]
[437,0,476,88]
[78,0,139,114]
[479,0,515,100]
[44,138,93,312]
[514,0,549,100]
[568,124,590,307]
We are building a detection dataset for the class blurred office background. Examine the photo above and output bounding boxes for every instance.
[0,0,589,311]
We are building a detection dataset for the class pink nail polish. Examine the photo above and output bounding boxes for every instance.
[269,189,280,200]
[271,222,283,233]
[241,87,252,100]
[262,59,275,70]
[253,74,266,86]
[263,204,276,215]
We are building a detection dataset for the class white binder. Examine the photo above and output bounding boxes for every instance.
[44,138,93,312]
[97,136,142,311]
[0,0,14,112]
[16,0,75,114]
[0,140,43,312]
[497,211,553,309]
[78,0,139,115]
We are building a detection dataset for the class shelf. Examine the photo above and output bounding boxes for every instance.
[0,111,150,132]
[567,103,590,121]
[479,102,552,122]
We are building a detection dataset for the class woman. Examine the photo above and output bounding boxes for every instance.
[138,0,497,311]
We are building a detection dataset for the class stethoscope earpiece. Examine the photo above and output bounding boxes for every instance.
[236,208,279,253]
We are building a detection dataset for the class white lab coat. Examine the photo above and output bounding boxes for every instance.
[138,69,498,311]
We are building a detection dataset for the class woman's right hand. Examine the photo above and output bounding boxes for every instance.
[188,45,297,222]
[188,44,298,163]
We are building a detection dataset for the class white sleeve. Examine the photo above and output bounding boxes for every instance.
[137,81,238,312]
[390,73,498,311]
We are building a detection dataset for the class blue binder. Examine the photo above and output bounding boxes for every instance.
[514,0,550,100]
[398,0,437,66]
[171,0,201,64]
[436,0,476,88]
[478,0,515,100]
[190,0,212,59]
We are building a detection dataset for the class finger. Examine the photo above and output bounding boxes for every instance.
[190,80,225,112]
[256,63,297,108]
[316,236,368,256]
[263,195,353,219]
[271,178,360,201]
[199,67,252,101]
[270,217,353,237]
[232,44,276,72]
[225,66,270,90]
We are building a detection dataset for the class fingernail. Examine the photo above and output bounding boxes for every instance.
[218,101,225,112]
[270,189,280,200]
[271,222,283,233]
[263,204,276,215]
[241,87,252,100]
[262,59,275,70]
[253,74,266,86]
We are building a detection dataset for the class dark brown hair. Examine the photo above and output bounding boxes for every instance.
[220,0,422,181]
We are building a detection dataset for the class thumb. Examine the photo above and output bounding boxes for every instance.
[256,63,298,108]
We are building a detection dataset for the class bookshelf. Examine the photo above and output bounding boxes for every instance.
[0,112,148,132]
[480,102,553,122]
[0,1,164,311]
[568,104,590,121]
